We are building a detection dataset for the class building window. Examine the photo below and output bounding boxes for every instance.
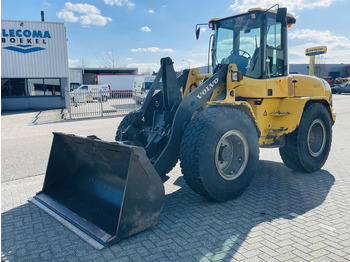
[1,78,61,97]
[10,79,26,96]
[44,79,61,96]
[27,79,44,96]
[1,79,10,97]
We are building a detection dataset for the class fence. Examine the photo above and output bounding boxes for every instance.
[69,90,144,119]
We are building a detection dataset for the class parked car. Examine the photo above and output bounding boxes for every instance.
[331,83,350,94]
[322,77,334,87]
[133,76,162,104]
[70,82,81,91]
[71,84,110,102]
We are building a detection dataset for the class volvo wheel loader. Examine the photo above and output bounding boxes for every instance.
[30,7,335,249]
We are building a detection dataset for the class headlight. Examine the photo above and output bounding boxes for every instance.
[231,71,243,82]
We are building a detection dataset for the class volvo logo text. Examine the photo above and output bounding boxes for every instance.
[196,78,219,99]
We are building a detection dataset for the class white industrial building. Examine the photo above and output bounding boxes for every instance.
[69,67,138,87]
[1,19,69,111]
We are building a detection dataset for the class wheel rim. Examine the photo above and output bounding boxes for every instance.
[307,118,326,157]
[215,130,249,180]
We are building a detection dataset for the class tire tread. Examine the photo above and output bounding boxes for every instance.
[279,103,332,173]
[180,107,259,201]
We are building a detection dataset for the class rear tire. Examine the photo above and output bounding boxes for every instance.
[180,107,259,201]
[279,103,332,172]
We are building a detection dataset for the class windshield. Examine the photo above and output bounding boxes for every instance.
[70,83,80,91]
[78,85,88,90]
[145,81,162,90]
[213,13,263,78]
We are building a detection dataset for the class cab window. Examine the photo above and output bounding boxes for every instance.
[266,17,284,78]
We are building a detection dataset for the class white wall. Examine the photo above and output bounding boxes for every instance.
[96,75,137,91]
[69,69,83,84]
[1,20,68,78]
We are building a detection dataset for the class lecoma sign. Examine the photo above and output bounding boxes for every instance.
[2,27,51,54]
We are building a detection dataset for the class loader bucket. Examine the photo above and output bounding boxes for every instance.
[30,132,164,249]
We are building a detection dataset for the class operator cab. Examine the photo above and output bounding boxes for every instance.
[209,7,296,79]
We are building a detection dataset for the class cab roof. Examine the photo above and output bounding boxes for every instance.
[209,8,296,25]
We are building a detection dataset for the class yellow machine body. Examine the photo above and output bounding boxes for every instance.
[181,66,335,147]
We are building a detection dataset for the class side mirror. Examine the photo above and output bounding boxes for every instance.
[276,7,287,26]
[195,23,208,40]
[196,28,201,40]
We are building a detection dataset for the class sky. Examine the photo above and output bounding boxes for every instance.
[2,0,350,74]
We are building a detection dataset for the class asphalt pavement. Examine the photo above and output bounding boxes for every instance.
[1,95,350,261]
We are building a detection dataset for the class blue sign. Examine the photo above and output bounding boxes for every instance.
[2,29,51,38]
[3,45,45,53]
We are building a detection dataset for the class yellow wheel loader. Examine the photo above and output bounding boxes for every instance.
[31,7,335,249]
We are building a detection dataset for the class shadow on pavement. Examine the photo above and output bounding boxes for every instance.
[160,160,335,260]
[1,160,334,261]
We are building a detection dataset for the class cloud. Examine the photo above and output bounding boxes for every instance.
[127,56,209,74]
[140,26,151,32]
[68,58,81,67]
[80,14,112,26]
[57,2,112,26]
[65,2,100,14]
[43,2,51,6]
[104,0,134,8]
[57,10,79,23]
[131,47,174,53]
[229,0,341,13]
[229,0,239,11]
[128,63,159,74]
[289,29,350,47]
[288,29,350,63]
[149,9,155,14]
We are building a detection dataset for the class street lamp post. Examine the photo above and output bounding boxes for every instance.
[182,59,191,69]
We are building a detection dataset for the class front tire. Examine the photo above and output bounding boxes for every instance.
[115,110,140,141]
[279,103,332,172]
[115,110,176,177]
[180,107,259,201]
